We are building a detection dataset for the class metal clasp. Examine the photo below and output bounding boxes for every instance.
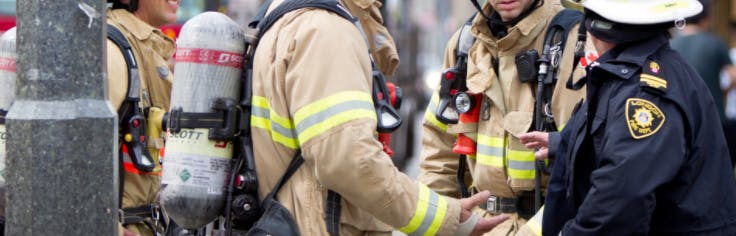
[486,196,499,213]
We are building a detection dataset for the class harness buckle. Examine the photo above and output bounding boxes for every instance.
[486,196,499,213]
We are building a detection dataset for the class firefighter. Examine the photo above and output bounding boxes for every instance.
[520,0,736,234]
[247,0,508,235]
[106,0,179,235]
[419,0,588,235]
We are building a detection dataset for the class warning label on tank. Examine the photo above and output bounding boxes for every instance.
[175,48,243,69]
[166,128,232,158]
[0,57,16,73]
[162,128,232,193]
[179,169,191,182]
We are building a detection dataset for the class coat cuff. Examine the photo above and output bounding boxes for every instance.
[437,197,462,235]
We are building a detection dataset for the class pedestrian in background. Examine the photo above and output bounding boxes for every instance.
[671,0,736,167]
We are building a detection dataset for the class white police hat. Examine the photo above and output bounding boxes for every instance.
[583,0,703,25]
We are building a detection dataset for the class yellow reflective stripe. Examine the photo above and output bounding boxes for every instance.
[400,184,448,236]
[294,91,376,144]
[293,91,372,124]
[425,196,448,236]
[526,206,543,236]
[297,109,375,144]
[507,148,535,179]
[400,184,430,233]
[252,96,298,149]
[558,123,566,132]
[424,93,448,132]
[476,135,504,167]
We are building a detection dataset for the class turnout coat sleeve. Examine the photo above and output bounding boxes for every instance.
[263,9,463,235]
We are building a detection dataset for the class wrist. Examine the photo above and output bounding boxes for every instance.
[456,213,478,236]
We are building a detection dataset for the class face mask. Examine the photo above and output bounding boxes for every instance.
[342,0,400,76]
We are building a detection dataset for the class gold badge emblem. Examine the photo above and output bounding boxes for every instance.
[649,61,660,74]
[626,98,665,139]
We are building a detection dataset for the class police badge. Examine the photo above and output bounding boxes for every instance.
[626,98,665,139]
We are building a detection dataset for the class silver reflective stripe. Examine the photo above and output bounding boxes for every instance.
[477,143,504,156]
[252,105,296,139]
[508,159,535,171]
[408,190,440,236]
[295,100,373,134]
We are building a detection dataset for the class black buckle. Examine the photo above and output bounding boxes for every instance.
[124,114,155,172]
[486,195,500,213]
[372,70,402,133]
[167,98,240,141]
[167,108,183,134]
[209,98,240,140]
[483,195,518,214]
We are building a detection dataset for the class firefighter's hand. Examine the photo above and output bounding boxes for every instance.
[519,131,549,160]
[459,191,509,236]
[122,228,140,236]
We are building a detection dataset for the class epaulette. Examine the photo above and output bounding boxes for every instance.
[639,60,667,95]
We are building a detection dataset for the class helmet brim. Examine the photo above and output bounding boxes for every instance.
[583,0,702,25]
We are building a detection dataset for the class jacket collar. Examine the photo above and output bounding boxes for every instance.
[108,9,157,41]
[590,34,668,80]
[107,9,175,59]
[470,0,552,45]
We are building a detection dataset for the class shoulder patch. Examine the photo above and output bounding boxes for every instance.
[639,60,667,94]
[626,98,666,139]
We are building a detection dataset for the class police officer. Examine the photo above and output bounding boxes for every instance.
[249,0,508,235]
[106,0,179,235]
[419,0,588,235]
[520,0,736,234]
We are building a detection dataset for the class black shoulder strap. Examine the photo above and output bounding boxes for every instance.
[107,24,141,115]
[108,24,147,208]
[264,151,304,201]
[545,9,583,42]
[453,15,476,199]
[455,15,477,61]
[538,9,584,130]
[533,9,585,211]
[543,9,584,70]
[107,24,138,209]
[252,0,355,40]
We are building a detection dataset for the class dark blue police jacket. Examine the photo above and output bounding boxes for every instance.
[543,34,736,236]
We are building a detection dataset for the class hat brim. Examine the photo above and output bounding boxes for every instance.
[583,0,702,25]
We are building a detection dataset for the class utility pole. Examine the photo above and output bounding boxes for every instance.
[5,0,118,235]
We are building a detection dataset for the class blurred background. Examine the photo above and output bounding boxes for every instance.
[1,0,736,172]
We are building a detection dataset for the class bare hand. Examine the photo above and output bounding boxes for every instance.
[460,191,509,236]
[519,131,550,160]
[123,228,140,236]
